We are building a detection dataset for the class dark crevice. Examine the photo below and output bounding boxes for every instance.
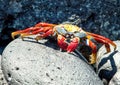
[46,73,50,77]
[15,67,19,70]
[57,67,61,70]
[7,73,11,78]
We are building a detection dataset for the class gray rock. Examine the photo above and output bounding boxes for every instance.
[96,41,120,84]
[1,38,103,85]
[97,41,120,58]
[109,70,120,85]
[0,55,8,85]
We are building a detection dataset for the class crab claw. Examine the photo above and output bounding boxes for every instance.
[57,35,68,51]
[11,27,38,39]
[67,37,79,53]
[11,31,21,39]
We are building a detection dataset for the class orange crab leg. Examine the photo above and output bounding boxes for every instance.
[35,28,53,41]
[21,27,53,40]
[87,32,116,51]
[92,37,112,53]
[35,22,56,27]
[12,22,56,39]
[86,39,97,64]
[11,27,40,39]
[67,37,79,53]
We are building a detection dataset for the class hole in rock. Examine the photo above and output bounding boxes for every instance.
[46,73,50,77]
[51,78,53,81]
[57,67,61,70]
[15,67,19,70]
[8,73,11,77]
[28,48,31,51]
[0,78,3,80]
[9,51,12,53]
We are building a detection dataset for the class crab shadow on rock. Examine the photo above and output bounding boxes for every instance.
[22,36,59,50]
[21,36,91,64]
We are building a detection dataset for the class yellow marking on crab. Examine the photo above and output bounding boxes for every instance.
[86,35,93,40]
[57,24,81,32]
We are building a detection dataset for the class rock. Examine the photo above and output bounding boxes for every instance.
[97,41,120,58]
[109,70,120,85]
[0,55,8,85]
[1,37,103,85]
[96,40,120,84]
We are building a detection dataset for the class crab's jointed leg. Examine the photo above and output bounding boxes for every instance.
[34,27,54,41]
[35,22,56,27]
[11,27,39,39]
[11,22,57,40]
[87,32,116,52]
[86,39,97,64]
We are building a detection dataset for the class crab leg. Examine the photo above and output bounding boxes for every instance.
[20,27,53,40]
[87,32,116,51]
[12,22,56,39]
[35,22,56,27]
[11,27,41,39]
[35,28,53,41]
[86,39,97,64]
[93,37,112,53]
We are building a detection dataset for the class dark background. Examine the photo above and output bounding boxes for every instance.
[0,0,120,54]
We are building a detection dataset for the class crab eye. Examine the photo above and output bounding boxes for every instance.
[65,34,70,38]
[71,34,74,38]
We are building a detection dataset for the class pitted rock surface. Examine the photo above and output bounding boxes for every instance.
[109,70,120,85]
[0,55,8,85]
[1,38,103,85]
[96,40,120,84]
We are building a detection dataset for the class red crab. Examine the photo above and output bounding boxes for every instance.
[11,22,116,64]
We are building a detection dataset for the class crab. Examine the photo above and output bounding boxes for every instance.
[11,22,116,64]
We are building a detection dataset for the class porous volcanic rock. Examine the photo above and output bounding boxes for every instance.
[0,55,8,85]
[109,70,120,85]
[1,37,103,85]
